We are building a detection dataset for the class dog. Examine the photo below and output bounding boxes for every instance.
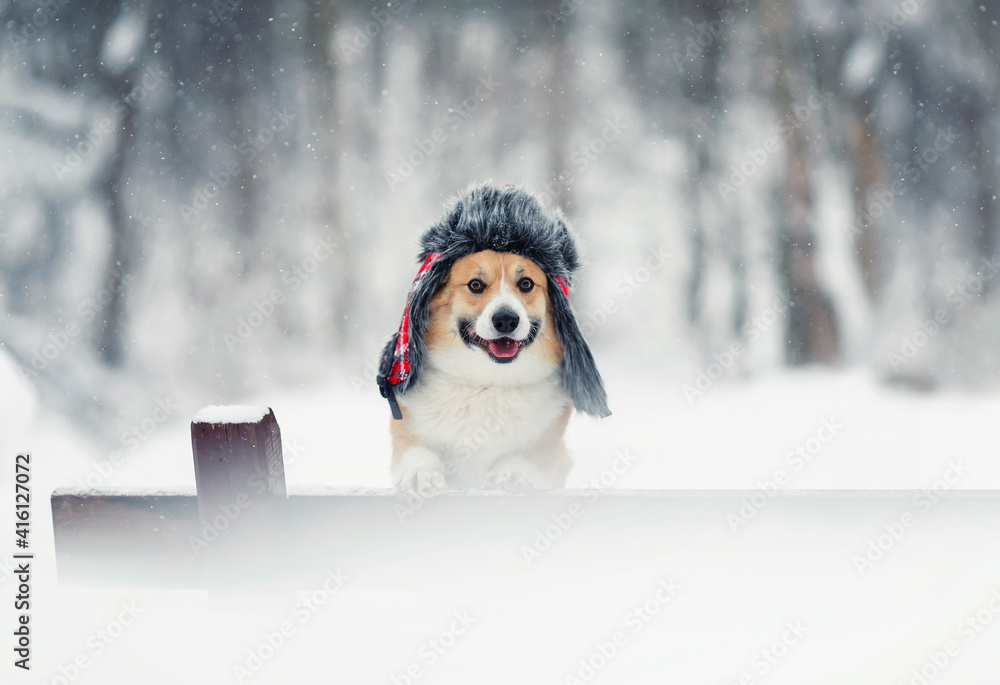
[377,184,609,497]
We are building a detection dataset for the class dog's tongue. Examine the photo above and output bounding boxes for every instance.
[488,338,518,358]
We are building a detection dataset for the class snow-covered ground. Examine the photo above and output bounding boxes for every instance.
[4,359,1000,684]
[23,362,1000,494]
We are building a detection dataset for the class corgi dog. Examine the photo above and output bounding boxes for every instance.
[377,184,609,497]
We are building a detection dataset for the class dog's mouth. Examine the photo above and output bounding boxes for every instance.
[460,320,540,364]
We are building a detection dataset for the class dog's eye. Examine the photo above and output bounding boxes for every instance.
[468,279,485,293]
[518,277,534,293]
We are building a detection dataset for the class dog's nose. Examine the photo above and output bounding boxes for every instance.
[492,308,520,335]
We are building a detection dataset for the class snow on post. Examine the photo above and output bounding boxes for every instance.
[193,404,270,425]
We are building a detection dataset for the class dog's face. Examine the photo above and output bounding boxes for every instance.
[425,250,563,385]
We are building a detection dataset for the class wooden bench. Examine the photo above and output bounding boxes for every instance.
[51,407,1000,591]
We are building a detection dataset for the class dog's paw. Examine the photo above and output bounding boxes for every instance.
[395,467,448,500]
[483,468,535,492]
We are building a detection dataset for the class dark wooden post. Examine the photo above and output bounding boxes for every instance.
[190,406,287,588]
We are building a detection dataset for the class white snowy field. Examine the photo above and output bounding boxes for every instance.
[10,360,998,495]
[3,354,1000,684]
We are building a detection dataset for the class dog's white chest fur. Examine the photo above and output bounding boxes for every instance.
[399,367,569,487]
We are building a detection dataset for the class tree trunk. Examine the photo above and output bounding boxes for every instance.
[764,0,840,364]
[545,0,573,212]
[844,95,883,298]
[94,3,146,366]
[97,100,136,366]
[307,0,353,350]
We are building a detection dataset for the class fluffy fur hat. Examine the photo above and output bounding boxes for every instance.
[377,184,610,419]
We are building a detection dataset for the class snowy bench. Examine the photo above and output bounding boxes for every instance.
[50,407,1000,590]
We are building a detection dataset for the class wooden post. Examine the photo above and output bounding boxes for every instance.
[190,406,286,588]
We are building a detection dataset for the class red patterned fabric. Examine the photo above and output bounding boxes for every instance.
[552,275,570,298]
[388,252,443,385]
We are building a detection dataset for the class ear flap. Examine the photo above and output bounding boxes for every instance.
[377,254,451,419]
[548,276,611,418]
[376,333,402,417]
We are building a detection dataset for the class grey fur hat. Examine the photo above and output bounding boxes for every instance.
[377,183,610,419]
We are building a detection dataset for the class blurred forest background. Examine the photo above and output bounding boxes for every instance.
[2,0,999,438]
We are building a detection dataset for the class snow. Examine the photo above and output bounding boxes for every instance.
[51,485,197,497]
[36,366,1000,493]
[99,11,146,76]
[193,404,270,425]
[842,34,884,95]
[1,366,998,683]
[3,0,1000,680]
[0,346,37,460]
